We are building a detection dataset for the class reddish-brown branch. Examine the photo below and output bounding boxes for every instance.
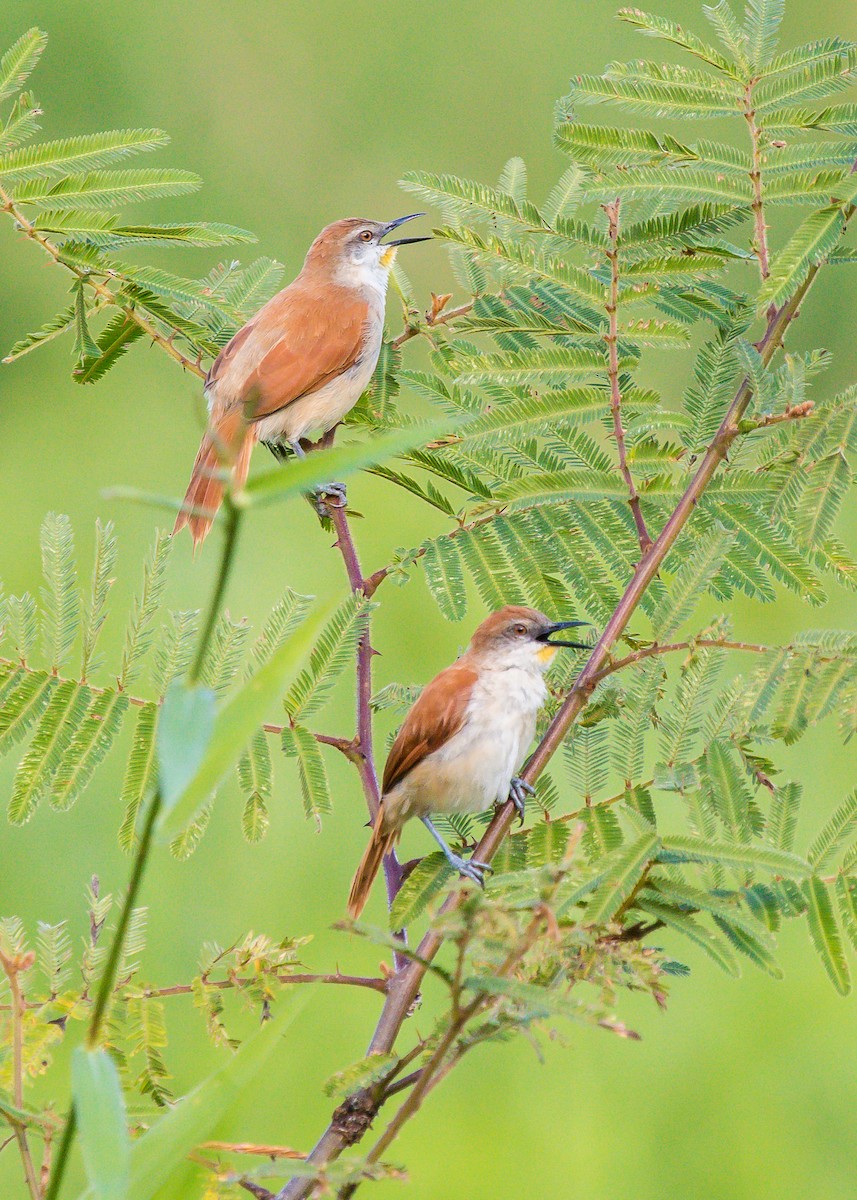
[603,198,652,554]
[322,497,406,910]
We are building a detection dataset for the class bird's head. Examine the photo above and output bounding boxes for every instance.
[305,214,429,280]
[468,605,591,673]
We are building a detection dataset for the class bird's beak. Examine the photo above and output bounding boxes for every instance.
[381,213,431,246]
[536,620,592,650]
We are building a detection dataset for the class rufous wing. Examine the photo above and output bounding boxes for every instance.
[381,663,478,796]
[208,279,371,420]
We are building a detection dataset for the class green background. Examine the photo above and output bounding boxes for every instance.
[2,2,856,1197]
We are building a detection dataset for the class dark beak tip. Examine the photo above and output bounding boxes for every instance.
[382,213,429,245]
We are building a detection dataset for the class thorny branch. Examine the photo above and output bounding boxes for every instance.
[274,195,855,1200]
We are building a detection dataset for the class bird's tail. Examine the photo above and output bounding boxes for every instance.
[347,807,398,919]
[173,411,254,549]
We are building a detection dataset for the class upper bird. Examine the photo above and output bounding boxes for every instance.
[173,214,429,547]
[347,605,590,919]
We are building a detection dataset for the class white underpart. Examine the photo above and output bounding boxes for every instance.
[388,643,553,822]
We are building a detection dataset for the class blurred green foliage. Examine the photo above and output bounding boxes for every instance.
[2,2,857,1197]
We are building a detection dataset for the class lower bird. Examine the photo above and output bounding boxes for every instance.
[347,605,589,918]
[173,213,429,547]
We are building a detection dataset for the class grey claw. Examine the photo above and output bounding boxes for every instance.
[311,482,347,517]
[509,776,535,823]
[459,858,493,888]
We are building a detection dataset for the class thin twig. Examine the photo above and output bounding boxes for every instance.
[743,82,770,282]
[390,301,474,350]
[321,487,405,917]
[0,950,41,1200]
[603,198,652,554]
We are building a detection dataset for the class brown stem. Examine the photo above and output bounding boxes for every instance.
[588,636,777,685]
[603,198,652,554]
[322,496,406,915]
[390,301,474,350]
[0,950,41,1200]
[743,83,770,281]
[275,209,839,1200]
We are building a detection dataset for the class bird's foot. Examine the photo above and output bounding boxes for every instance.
[311,481,347,517]
[445,851,493,889]
[509,776,535,824]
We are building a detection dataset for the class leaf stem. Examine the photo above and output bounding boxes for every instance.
[603,198,652,554]
[189,495,242,684]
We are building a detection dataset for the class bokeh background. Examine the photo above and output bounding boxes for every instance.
[2,2,857,1197]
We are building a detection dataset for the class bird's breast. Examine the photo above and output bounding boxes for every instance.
[388,666,546,821]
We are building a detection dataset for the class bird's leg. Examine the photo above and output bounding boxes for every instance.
[421,817,492,888]
[508,776,535,825]
[290,438,348,516]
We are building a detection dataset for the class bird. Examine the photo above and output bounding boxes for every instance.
[347,605,589,918]
[173,213,429,547]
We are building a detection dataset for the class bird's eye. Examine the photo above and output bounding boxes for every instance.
[359,229,373,242]
[513,623,527,636]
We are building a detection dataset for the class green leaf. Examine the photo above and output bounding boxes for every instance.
[72,1047,130,1200]
[72,315,143,385]
[618,8,740,76]
[2,304,77,364]
[237,729,272,842]
[653,526,736,637]
[159,603,331,840]
[157,680,216,817]
[119,703,158,852]
[283,596,366,722]
[795,452,851,548]
[8,679,91,824]
[702,739,753,842]
[400,170,546,234]
[389,853,454,927]
[0,29,47,102]
[74,1001,302,1200]
[73,279,100,366]
[808,792,857,871]
[421,535,467,621]
[245,421,451,507]
[119,531,172,688]
[14,167,202,211]
[637,897,740,975]
[40,513,80,670]
[744,0,785,71]
[565,61,742,117]
[660,834,810,876]
[281,722,331,826]
[0,670,56,757]
[80,520,117,678]
[758,204,848,312]
[586,830,658,924]
[0,128,170,183]
[804,875,850,994]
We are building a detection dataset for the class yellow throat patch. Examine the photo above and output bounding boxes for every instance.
[537,644,558,664]
[380,245,398,268]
